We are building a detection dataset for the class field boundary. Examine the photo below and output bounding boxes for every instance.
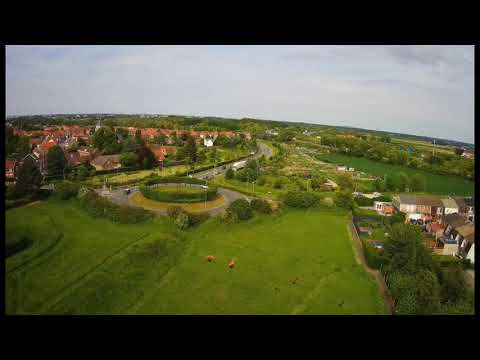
[348,221,394,315]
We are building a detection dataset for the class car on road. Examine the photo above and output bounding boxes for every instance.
[124,188,131,195]
[222,165,227,170]
[250,151,255,155]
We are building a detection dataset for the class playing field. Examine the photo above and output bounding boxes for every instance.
[318,153,474,196]
[6,200,385,315]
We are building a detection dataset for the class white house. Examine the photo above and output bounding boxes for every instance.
[441,198,459,215]
[466,243,474,264]
[203,137,215,147]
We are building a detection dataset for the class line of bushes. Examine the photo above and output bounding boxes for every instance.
[139,184,218,203]
[144,175,207,186]
[283,191,321,208]
[79,191,153,224]
[166,206,210,230]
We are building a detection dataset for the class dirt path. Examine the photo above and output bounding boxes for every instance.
[348,222,395,315]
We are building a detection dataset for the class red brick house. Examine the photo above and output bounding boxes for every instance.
[5,160,16,179]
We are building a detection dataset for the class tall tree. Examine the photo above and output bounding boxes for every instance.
[14,157,42,198]
[185,136,198,163]
[137,146,155,169]
[47,145,67,179]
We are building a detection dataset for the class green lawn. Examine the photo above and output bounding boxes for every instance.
[6,200,385,315]
[318,153,474,196]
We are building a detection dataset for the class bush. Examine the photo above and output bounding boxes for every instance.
[225,168,235,180]
[283,191,319,208]
[55,181,81,200]
[174,212,190,230]
[250,198,272,214]
[273,178,284,189]
[256,177,266,186]
[335,191,354,210]
[227,198,253,220]
[140,184,218,203]
[166,205,183,219]
[354,195,374,207]
[79,191,152,224]
[364,244,387,269]
[188,212,210,227]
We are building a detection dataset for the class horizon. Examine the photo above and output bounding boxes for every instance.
[6,45,474,143]
[6,111,475,145]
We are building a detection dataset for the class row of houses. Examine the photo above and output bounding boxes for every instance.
[426,213,475,263]
[392,195,474,222]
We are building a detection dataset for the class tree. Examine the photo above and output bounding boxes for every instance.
[134,129,144,145]
[440,265,468,304]
[120,152,139,167]
[225,168,235,179]
[185,136,198,163]
[47,145,67,179]
[92,127,118,151]
[227,199,253,220]
[410,174,426,191]
[77,138,87,147]
[154,134,167,145]
[397,172,409,191]
[337,173,354,190]
[310,174,327,190]
[14,157,42,198]
[137,146,155,169]
[335,191,354,210]
[278,130,295,143]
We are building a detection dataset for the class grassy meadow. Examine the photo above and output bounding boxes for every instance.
[317,153,474,196]
[6,200,385,315]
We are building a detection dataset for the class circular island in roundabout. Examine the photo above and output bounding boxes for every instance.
[119,176,251,215]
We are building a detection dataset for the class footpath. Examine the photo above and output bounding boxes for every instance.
[348,222,395,315]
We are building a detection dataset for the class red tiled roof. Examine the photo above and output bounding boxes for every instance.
[6,160,16,171]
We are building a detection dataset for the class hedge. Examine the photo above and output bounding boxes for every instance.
[283,191,320,208]
[144,175,206,186]
[79,191,153,224]
[55,181,81,200]
[93,166,142,176]
[139,184,218,203]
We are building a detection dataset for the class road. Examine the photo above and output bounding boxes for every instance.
[191,142,273,181]
[95,142,273,216]
[99,185,253,216]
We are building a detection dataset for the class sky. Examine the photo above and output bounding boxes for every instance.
[6,45,475,143]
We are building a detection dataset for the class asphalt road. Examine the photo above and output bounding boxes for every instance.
[96,142,273,215]
[99,186,252,216]
[192,142,273,181]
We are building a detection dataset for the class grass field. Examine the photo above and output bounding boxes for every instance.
[130,191,225,212]
[6,200,385,314]
[318,153,474,196]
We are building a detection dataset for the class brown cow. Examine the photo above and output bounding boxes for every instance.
[206,255,216,263]
[228,260,236,269]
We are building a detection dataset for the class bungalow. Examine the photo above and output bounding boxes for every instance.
[203,136,215,147]
[148,145,176,163]
[5,160,16,179]
[427,222,445,239]
[77,146,96,162]
[90,154,122,171]
[374,201,395,216]
[321,179,338,191]
[337,165,347,171]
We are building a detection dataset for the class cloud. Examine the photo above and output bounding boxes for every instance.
[5,45,474,143]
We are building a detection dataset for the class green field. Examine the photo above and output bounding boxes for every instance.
[318,153,474,196]
[6,200,385,315]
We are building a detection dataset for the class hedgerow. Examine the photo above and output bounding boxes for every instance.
[79,191,152,224]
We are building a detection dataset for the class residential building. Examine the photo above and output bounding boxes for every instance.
[392,195,443,221]
[90,154,122,171]
[441,197,459,215]
[5,160,16,179]
[232,160,247,171]
[374,201,395,216]
[148,145,176,163]
[464,197,474,222]
[203,137,215,147]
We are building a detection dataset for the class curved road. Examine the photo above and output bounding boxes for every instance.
[191,142,273,181]
[97,142,274,216]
